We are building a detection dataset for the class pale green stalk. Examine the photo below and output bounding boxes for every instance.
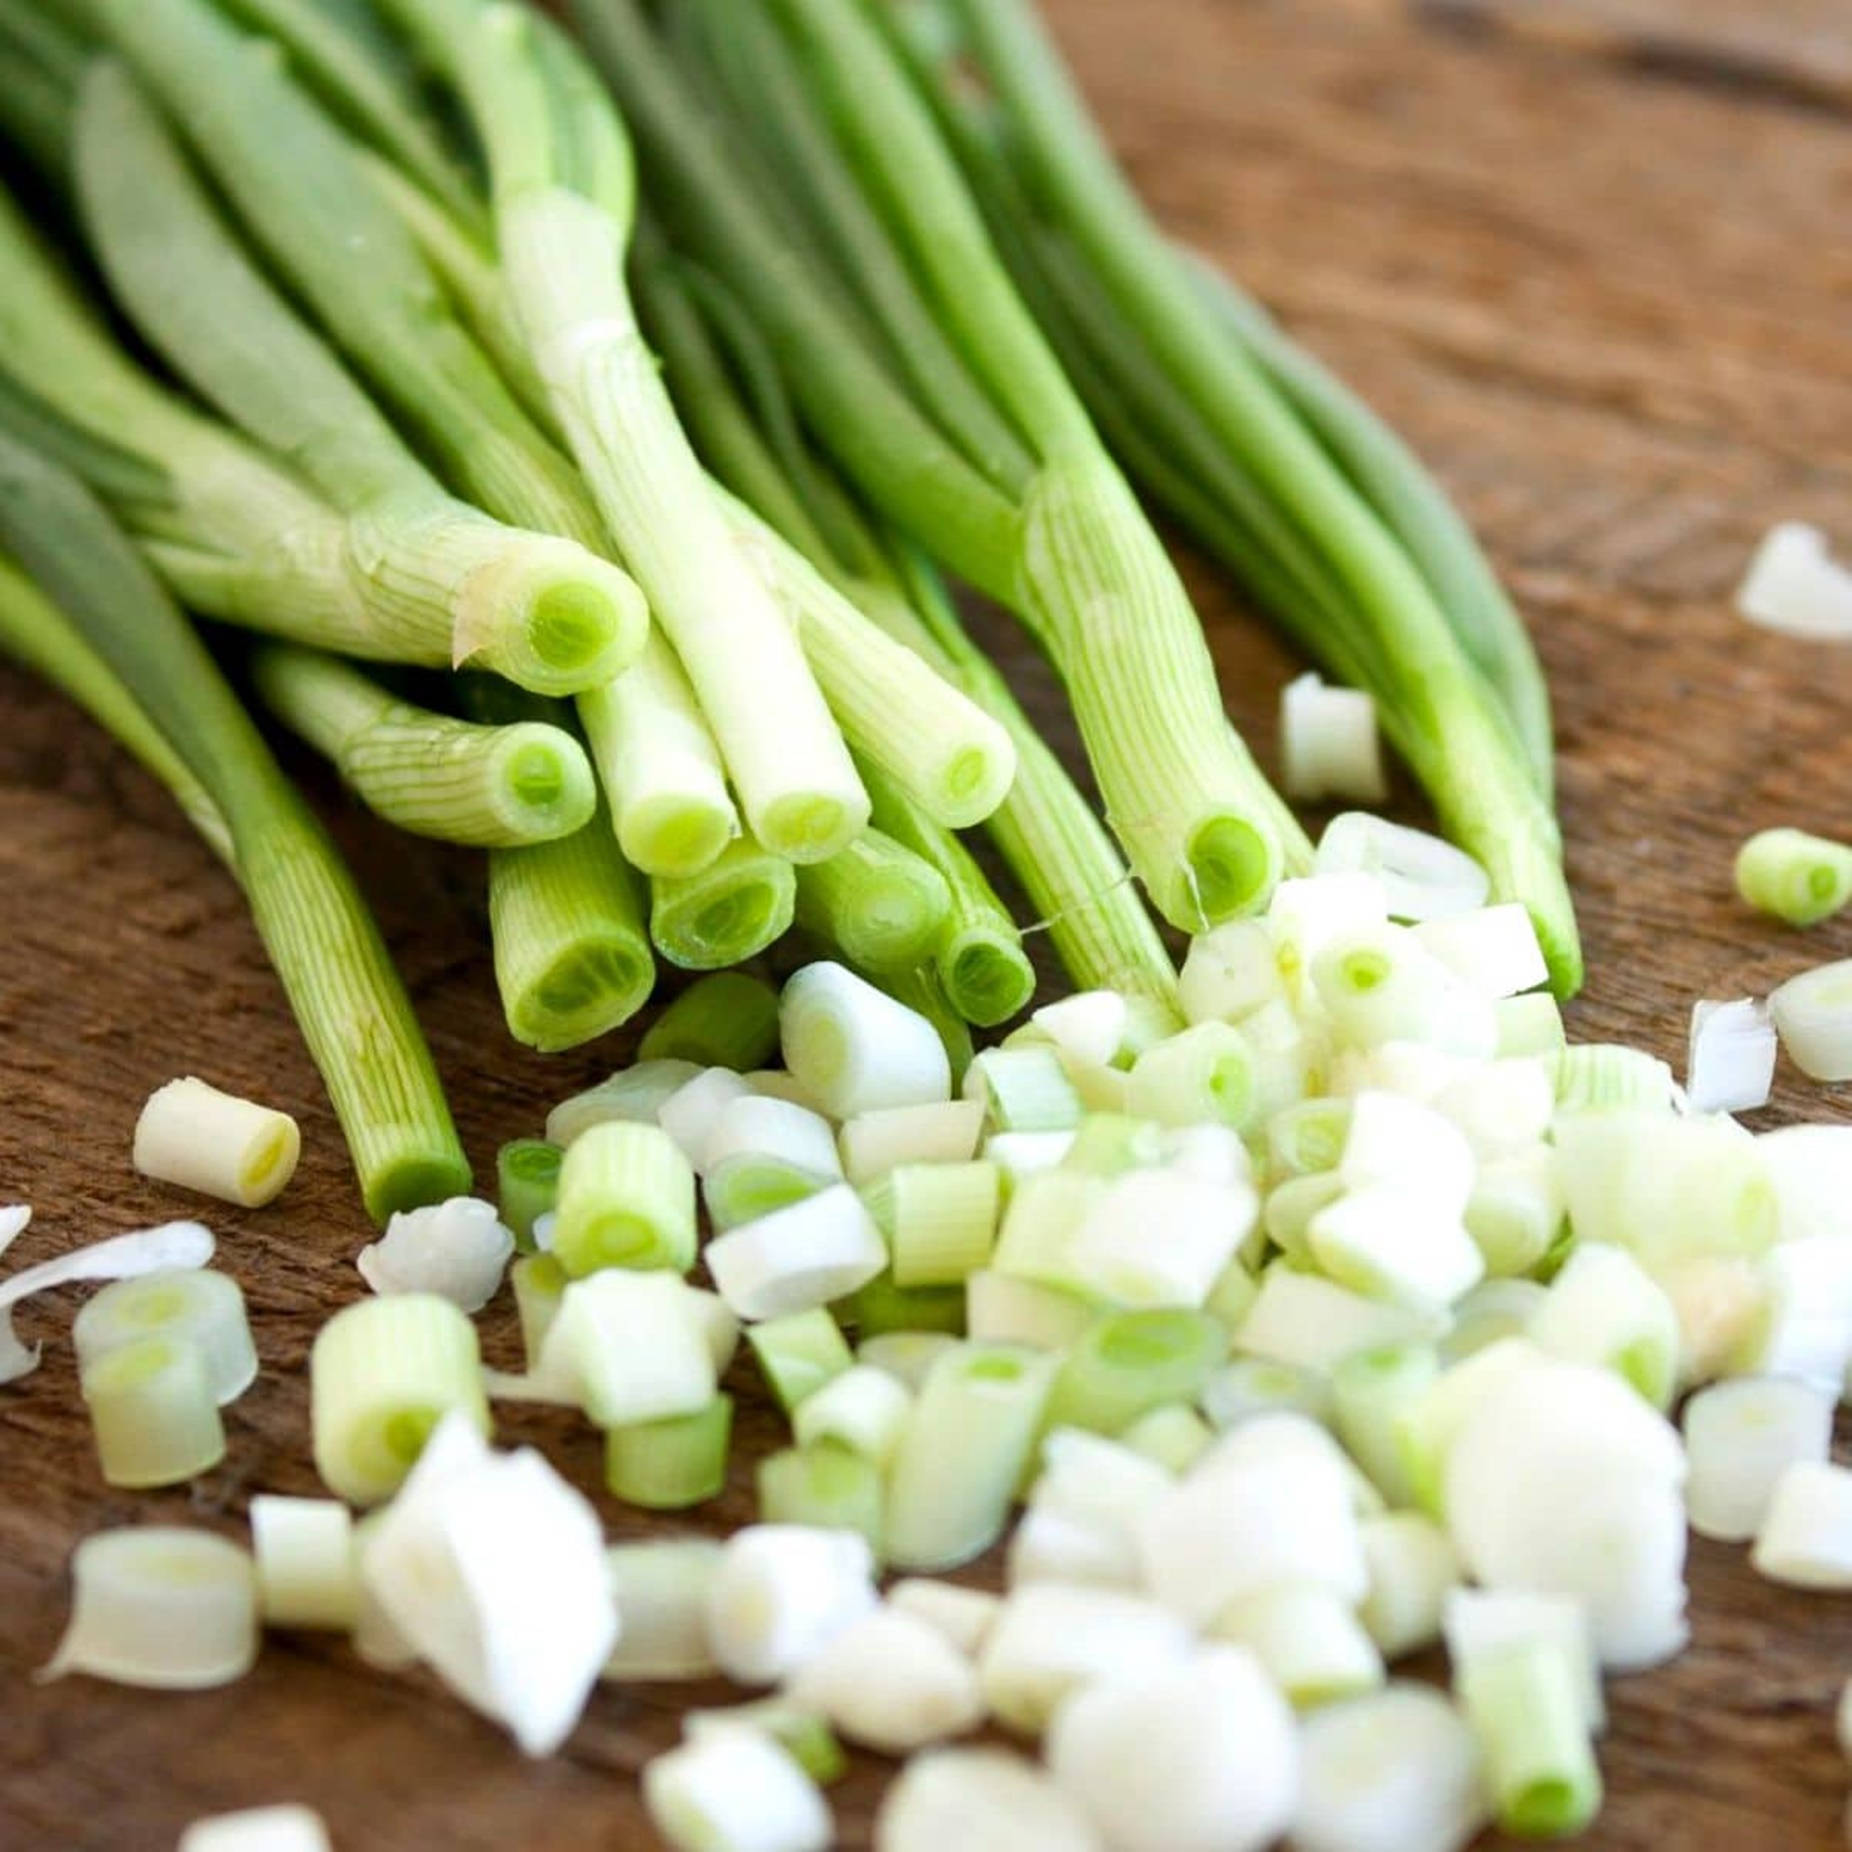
[794,826,951,976]
[248,642,596,846]
[650,836,798,972]
[0,433,469,1219]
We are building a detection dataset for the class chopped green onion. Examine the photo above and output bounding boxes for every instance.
[707,1184,888,1321]
[551,1120,695,1278]
[964,1268,1098,1353]
[1457,1639,1602,1838]
[1124,1022,1258,1132]
[887,1580,1003,1662]
[496,1140,561,1252]
[684,1700,848,1787]
[876,1747,1098,1851]
[1683,1376,1833,1544]
[1444,1588,1605,1736]
[1442,1278,1549,1367]
[792,1363,912,1466]
[251,645,594,845]
[1752,1461,1852,1589]
[605,1394,733,1510]
[1280,672,1387,805]
[309,1293,489,1505]
[542,1270,717,1427]
[1358,1513,1460,1661]
[604,1539,725,1681]
[786,1605,985,1755]
[131,1077,299,1209]
[642,974,782,1071]
[1331,1344,1441,1510]
[1210,1581,1384,1708]
[703,1097,844,1232]
[1736,827,1852,927]
[1687,997,1777,1116]
[80,1334,225,1489]
[1236,1268,1441,1377]
[643,1723,833,1852]
[250,1494,358,1632]
[649,834,798,972]
[1118,1402,1215,1476]
[511,1254,566,1370]
[856,1331,961,1394]
[546,1061,699,1147]
[1528,1244,1677,1409]
[1203,1257,1262,1339]
[1045,1308,1224,1439]
[1496,992,1566,1059]
[1464,1147,1563,1278]
[705,1522,877,1687]
[864,1161,1001,1288]
[1413,903,1548,1001]
[886,1341,1059,1571]
[1552,1044,1677,1114]
[355,1197,512,1313]
[0,433,469,1220]
[1769,958,1852,1081]
[782,963,952,1118]
[73,1266,256,1406]
[840,1273,969,1339]
[179,1806,331,1852]
[1200,1355,1335,1430]
[840,1100,986,1189]
[656,1067,754,1173]
[41,1526,258,1690]
[1178,920,1287,1028]
[795,827,952,974]
[745,1308,854,1416]
[1059,1112,1167,1178]
[1308,1186,1484,1314]
[965,1047,1084,1134]
[1316,815,1490,924]
[756,1443,886,1558]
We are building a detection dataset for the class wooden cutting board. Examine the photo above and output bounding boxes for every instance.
[5,1,1852,1845]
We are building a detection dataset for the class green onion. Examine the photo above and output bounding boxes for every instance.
[746,1309,856,1418]
[966,1046,1084,1134]
[511,1254,566,1371]
[1201,1356,1334,1431]
[1047,1308,1226,1439]
[915,0,1577,992]
[632,230,1176,1002]
[544,1270,717,1426]
[757,1441,887,1558]
[604,1394,733,1510]
[576,0,1303,935]
[80,1334,225,1489]
[791,1364,913,1466]
[795,827,952,974]
[546,1060,698,1148]
[384,0,869,863]
[73,1268,256,1407]
[132,1076,300,1209]
[862,764,1035,1027]
[864,1162,1001,1288]
[703,1119,841,1235]
[643,1725,834,1850]
[1736,827,1852,927]
[65,59,644,693]
[1119,1401,1215,1476]
[309,1294,490,1505]
[884,1341,1059,1571]
[684,1702,848,1787]
[1332,1344,1441,1511]
[250,1494,359,1633]
[840,1274,968,1340]
[1125,1022,1259,1133]
[1210,1582,1384,1709]
[1458,1640,1603,1838]
[551,1120,695,1279]
[0,434,468,1219]
[251,643,595,845]
[1769,961,1852,1080]
[603,1539,724,1681]
[1552,1044,1677,1115]
[649,836,798,973]
[964,1268,1097,1352]
[641,973,782,1071]
[495,1139,561,1252]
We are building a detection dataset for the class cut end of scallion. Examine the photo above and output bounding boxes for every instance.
[1183,814,1280,928]
[505,935,655,1055]
[461,551,650,697]
[759,789,869,867]
[942,929,1037,1029]
[622,794,738,883]
[488,724,599,841]
[652,841,799,971]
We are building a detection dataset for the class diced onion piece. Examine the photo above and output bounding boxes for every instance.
[1313,925,1492,1055]
[1060,1170,1256,1309]
[887,1580,1001,1661]
[73,1266,256,1405]
[1178,919,1287,1027]
[782,963,950,1118]
[1769,959,1852,1081]
[703,1096,844,1232]
[251,1495,357,1631]
[857,1331,961,1393]
[793,1364,912,1465]
[1685,998,1777,1116]
[875,1747,1101,1852]
[1735,521,1852,638]
[1194,1412,1381,1516]
[1236,1269,1440,1375]
[977,1583,1194,1735]
[310,1294,489,1506]
[755,1442,885,1553]
[1120,1401,1215,1474]
[1495,992,1566,1058]
[1316,815,1489,923]
[356,1198,514,1313]
[1443,1587,1605,1734]
[1340,1092,1476,1211]
[964,1048,1084,1133]
[133,1078,300,1208]
[177,1805,332,1852]
[866,1162,1001,1287]
[707,1185,887,1320]
[1046,1645,1299,1852]
[1752,1461,1852,1589]
[1358,1513,1460,1661]
[541,1270,717,1426]
[643,1728,832,1852]
[657,1067,755,1170]
[604,1539,725,1680]
[1006,1507,1137,1592]
[964,1269,1098,1351]
[1683,1376,1833,1542]
[1735,827,1852,927]
[81,1334,224,1488]
[546,1061,700,1147]
[1529,1243,1678,1409]
[1309,1190,1484,1312]
[840,1101,985,1187]
[359,1416,614,1754]
[1032,990,1131,1069]
[787,1605,985,1753]
[1201,1355,1333,1430]
[553,1121,696,1277]
[1444,1358,1688,1669]
[1126,1023,1259,1133]
[605,1396,733,1509]
[1269,872,1391,999]
[1332,1344,1441,1509]
[705,1524,877,1685]
[683,1701,846,1786]
[41,1526,257,1688]
[1464,1146,1563,1277]
[1456,1638,1602,1838]
[0,1218,215,1387]
[886,1343,1059,1572]
[1209,1580,1384,1708]
[1292,1684,1486,1852]
[1280,672,1387,804]
[747,1308,854,1413]
[1138,1443,1365,1626]
[1412,905,1546,1000]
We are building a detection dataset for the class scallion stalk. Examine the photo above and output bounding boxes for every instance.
[641,974,783,1071]
[496,1140,562,1253]
[756,1442,887,1558]
[0,434,469,1218]
[794,827,952,976]
[1736,827,1852,928]
[650,836,798,973]
[605,1394,733,1510]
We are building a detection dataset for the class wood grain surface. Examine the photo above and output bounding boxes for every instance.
[5,1,1852,1845]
